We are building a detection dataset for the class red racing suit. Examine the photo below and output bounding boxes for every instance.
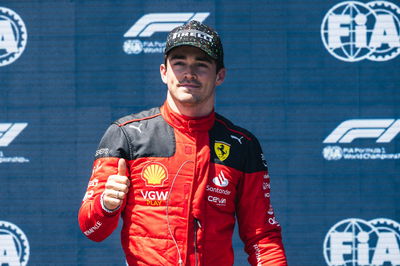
[78,102,287,265]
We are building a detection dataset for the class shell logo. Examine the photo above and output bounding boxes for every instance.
[141,162,168,187]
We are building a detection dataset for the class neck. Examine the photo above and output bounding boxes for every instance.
[166,95,214,118]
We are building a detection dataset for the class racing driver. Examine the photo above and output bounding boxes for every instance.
[78,20,287,265]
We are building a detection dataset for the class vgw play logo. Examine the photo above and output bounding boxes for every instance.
[0,7,27,67]
[324,218,400,265]
[321,1,400,62]
[322,119,400,160]
[0,220,30,265]
[123,12,209,55]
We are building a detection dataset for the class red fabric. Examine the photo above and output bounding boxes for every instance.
[78,102,287,265]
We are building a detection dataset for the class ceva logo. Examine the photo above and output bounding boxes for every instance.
[321,1,400,62]
[324,218,400,265]
[0,220,30,265]
[123,12,210,55]
[322,119,400,160]
[0,7,28,67]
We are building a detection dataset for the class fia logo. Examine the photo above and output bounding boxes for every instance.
[123,12,209,55]
[0,7,28,66]
[321,1,400,62]
[324,218,400,265]
[0,220,30,265]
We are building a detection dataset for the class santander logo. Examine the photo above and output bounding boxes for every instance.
[212,171,229,187]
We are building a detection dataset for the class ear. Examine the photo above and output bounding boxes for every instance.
[215,68,226,86]
[160,64,167,84]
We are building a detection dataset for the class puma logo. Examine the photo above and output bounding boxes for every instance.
[129,123,143,133]
[230,135,244,144]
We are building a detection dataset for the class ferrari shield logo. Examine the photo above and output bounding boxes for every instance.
[214,141,231,161]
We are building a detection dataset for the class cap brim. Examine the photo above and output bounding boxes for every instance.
[164,42,218,60]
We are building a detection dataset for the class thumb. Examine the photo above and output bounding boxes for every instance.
[117,158,127,176]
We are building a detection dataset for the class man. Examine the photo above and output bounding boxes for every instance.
[78,20,287,265]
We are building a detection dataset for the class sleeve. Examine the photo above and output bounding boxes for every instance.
[236,136,287,266]
[78,123,130,242]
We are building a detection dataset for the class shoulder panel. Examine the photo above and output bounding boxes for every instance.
[95,107,175,160]
[116,107,162,126]
[115,107,176,160]
[210,113,267,173]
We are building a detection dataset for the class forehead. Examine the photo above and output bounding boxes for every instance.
[167,45,212,60]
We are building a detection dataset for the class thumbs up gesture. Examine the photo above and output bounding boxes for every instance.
[102,159,130,211]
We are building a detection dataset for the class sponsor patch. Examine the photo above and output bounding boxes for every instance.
[214,141,231,161]
[141,162,168,187]
[140,190,169,206]
[208,195,226,207]
[212,171,229,187]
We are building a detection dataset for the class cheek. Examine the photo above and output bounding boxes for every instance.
[168,73,180,85]
[201,74,217,86]
[164,70,177,83]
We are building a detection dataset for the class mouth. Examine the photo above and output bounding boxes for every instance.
[178,83,201,89]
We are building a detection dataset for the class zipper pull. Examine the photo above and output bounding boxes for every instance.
[195,218,202,229]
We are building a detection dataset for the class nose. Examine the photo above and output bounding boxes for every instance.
[184,66,197,80]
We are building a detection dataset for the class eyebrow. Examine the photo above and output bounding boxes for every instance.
[169,54,213,64]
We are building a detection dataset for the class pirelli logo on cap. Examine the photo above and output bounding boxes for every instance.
[171,29,214,42]
[214,141,231,161]
[141,162,168,187]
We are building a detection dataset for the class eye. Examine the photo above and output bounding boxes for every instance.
[173,61,185,66]
[197,63,209,68]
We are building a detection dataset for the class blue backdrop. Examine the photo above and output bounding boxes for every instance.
[1,0,399,265]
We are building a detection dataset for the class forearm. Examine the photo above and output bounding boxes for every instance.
[78,192,121,242]
[245,228,287,266]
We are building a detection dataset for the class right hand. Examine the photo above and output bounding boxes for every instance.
[102,159,130,211]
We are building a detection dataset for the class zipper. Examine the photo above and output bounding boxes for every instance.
[194,218,202,266]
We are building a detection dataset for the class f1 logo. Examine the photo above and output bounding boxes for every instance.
[0,123,28,147]
[124,12,210,38]
[323,119,400,143]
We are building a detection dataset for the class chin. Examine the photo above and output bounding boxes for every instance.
[177,96,200,105]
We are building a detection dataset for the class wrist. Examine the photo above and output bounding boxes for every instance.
[100,192,120,213]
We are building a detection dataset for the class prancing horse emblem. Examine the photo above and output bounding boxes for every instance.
[214,141,231,161]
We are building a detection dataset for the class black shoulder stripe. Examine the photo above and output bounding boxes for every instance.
[215,114,252,140]
[211,113,267,173]
[113,107,175,159]
[114,107,161,126]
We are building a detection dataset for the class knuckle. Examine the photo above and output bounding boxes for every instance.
[117,176,127,183]
[113,198,120,204]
